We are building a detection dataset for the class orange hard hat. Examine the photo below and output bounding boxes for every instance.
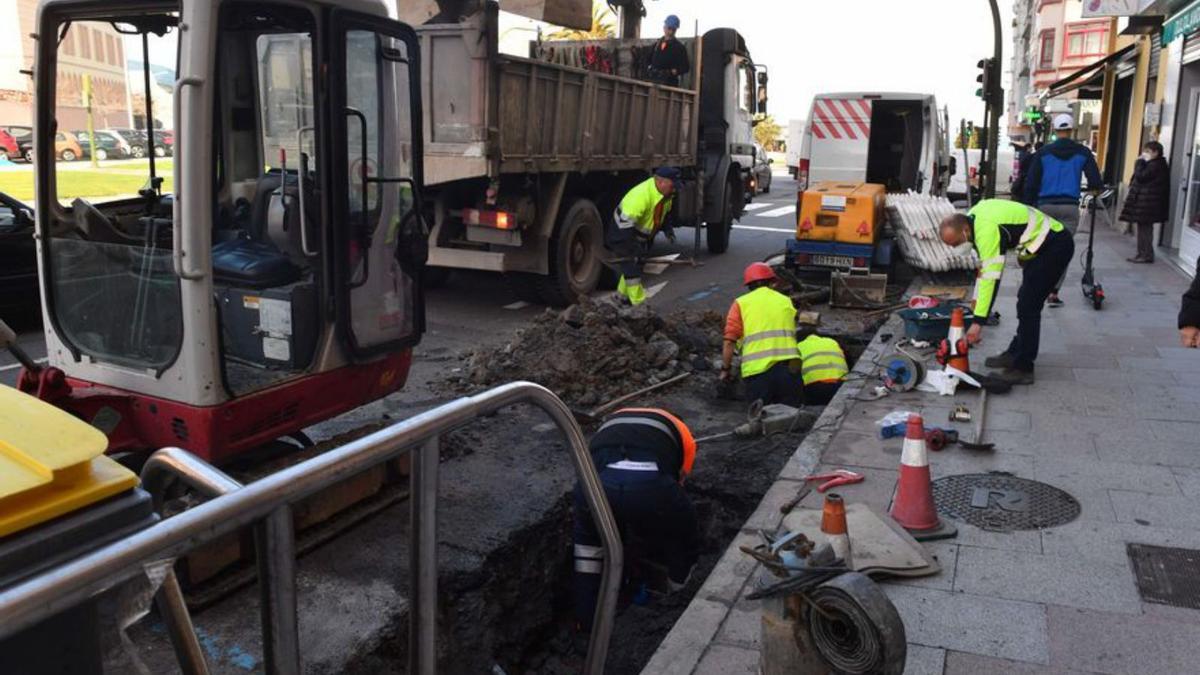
[743,262,776,286]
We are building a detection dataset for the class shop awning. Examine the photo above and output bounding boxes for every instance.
[1045,44,1138,98]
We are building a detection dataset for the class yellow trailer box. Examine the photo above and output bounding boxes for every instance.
[796,181,886,244]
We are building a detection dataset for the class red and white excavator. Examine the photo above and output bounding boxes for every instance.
[5,0,430,464]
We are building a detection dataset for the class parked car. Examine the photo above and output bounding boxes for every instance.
[0,191,38,315]
[53,131,84,162]
[752,143,772,194]
[2,126,34,162]
[0,130,17,162]
[106,127,172,159]
[73,130,130,160]
[157,129,174,157]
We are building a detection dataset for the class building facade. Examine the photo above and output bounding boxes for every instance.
[0,1,131,129]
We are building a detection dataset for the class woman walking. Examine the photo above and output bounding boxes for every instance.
[1119,141,1171,263]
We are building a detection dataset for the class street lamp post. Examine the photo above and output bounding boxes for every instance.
[984,0,1003,199]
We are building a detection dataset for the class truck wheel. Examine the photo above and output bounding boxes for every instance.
[539,198,604,307]
[707,178,736,254]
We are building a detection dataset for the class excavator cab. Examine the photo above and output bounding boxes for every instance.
[24,0,427,463]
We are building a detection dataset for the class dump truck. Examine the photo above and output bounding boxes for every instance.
[407,1,768,305]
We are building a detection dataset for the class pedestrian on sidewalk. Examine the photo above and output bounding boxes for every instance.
[940,199,1075,385]
[571,408,699,628]
[720,263,804,406]
[1010,141,1043,205]
[609,167,680,305]
[1119,141,1170,264]
[1024,114,1103,306]
[1180,257,1200,348]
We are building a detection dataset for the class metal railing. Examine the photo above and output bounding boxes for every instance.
[0,382,623,675]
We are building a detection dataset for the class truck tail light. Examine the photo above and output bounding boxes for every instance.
[462,208,514,230]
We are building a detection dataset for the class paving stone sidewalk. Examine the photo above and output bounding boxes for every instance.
[642,221,1200,675]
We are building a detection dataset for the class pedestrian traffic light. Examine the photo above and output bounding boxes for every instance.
[976,58,993,100]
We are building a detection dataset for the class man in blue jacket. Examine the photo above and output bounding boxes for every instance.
[1025,114,1103,307]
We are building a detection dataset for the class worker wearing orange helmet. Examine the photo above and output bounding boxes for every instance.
[572,407,699,628]
[720,262,803,406]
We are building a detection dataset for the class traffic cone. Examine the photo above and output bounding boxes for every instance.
[820,493,853,569]
[889,414,957,541]
[947,307,970,373]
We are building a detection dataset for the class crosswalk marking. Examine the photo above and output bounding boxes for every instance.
[758,205,797,218]
[733,224,796,234]
[744,202,770,211]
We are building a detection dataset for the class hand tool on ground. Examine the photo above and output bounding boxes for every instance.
[882,353,924,392]
[805,469,864,493]
[949,404,971,423]
[779,482,814,514]
[880,423,958,451]
[960,388,994,451]
[571,372,691,424]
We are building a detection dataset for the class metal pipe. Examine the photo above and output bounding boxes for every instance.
[0,382,622,675]
[409,436,439,675]
[256,508,300,675]
[154,573,210,675]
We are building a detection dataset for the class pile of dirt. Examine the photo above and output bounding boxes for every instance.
[446,298,726,408]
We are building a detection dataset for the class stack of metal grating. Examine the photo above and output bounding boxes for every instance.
[885,192,981,272]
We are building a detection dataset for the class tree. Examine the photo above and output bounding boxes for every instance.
[546,1,616,40]
[753,115,782,149]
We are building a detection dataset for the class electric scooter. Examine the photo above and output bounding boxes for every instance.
[1080,189,1113,311]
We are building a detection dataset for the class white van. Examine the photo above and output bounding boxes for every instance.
[785,118,804,177]
[796,92,952,196]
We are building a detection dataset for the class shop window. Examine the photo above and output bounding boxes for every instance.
[79,26,91,59]
[93,31,104,64]
[1038,29,1056,70]
[1065,22,1107,59]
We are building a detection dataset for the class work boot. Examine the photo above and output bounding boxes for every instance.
[992,368,1035,385]
[1046,293,1063,308]
[984,352,1015,369]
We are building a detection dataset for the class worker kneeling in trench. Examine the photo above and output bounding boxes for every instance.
[721,263,849,406]
[572,408,699,628]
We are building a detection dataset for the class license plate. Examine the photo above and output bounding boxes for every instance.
[811,254,855,268]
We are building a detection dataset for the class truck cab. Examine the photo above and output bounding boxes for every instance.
[796,93,951,196]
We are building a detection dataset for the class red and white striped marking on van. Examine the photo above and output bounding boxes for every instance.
[810,98,872,141]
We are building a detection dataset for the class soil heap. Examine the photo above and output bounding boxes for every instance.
[451,298,725,408]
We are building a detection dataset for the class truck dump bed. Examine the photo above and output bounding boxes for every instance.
[417,11,699,185]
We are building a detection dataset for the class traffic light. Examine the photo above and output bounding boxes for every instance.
[976,58,993,100]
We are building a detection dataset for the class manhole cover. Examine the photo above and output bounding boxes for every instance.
[931,473,1079,531]
[1127,544,1200,610]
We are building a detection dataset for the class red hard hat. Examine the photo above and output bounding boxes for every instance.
[743,262,776,285]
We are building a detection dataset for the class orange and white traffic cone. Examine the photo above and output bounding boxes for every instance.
[820,492,853,569]
[947,307,970,373]
[889,414,957,541]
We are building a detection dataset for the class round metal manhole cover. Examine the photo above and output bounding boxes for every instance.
[931,473,1080,532]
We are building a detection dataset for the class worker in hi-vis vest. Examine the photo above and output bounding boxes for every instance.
[610,167,680,305]
[720,263,804,406]
[940,199,1074,385]
[796,325,849,405]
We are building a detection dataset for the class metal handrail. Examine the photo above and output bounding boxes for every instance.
[0,382,623,675]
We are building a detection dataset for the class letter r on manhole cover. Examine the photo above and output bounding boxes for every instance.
[969,487,1029,512]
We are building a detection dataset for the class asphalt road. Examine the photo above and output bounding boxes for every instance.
[1,173,801,406]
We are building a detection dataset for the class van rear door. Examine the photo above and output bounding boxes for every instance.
[804,96,872,186]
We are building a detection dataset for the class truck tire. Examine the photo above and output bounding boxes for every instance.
[707,178,736,254]
[539,198,604,306]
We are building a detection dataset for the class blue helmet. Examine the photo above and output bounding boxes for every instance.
[665,15,681,29]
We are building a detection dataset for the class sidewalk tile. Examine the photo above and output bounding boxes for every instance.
[821,430,900,471]
[1031,456,1180,496]
[1142,603,1200,626]
[714,598,759,650]
[742,479,802,533]
[1150,419,1200,444]
[927,450,1035,481]
[943,651,1094,675]
[693,644,758,675]
[950,524,1043,553]
[1047,605,1200,675]
[1172,466,1200,498]
[1040,519,1200,564]
[979,429,1097,460]
[1117,356,1200,373]
[698,531,760,605]
[880,585,1048,663]
[1095,427,1200,469]
[1073,366,1163,385]
[890,541,958,591]
[904,644,946,675]
[952,547,1141,614]
[1109,490,1200,531]
[639,597,731,675]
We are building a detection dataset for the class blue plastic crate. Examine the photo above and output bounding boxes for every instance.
[898,303,977,342]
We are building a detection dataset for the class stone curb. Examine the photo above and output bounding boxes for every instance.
[640,309,908,674]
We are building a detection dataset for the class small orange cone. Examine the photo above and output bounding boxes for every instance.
[947,307,970,373]
[820,492,854,568]
[889,414,957,541]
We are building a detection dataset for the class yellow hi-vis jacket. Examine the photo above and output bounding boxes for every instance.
[969,199,1065,319]
[735,287,798,378]
[616,177,674,237]
[797,335,849,385]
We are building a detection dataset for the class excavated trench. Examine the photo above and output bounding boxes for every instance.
[336,315,881,675]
